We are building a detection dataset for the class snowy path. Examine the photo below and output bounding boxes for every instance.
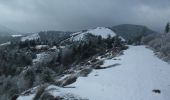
[64,45,170,100]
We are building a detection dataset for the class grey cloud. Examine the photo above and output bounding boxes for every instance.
[0,0,169,33]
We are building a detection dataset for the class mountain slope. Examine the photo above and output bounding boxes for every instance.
[0,25,20,44]
[21,31,71,43]
[21,33,40,41]
[0,25,18,36]
[38,31,71,43]
[17,45,170,100]
[70,27,117,41]
[63,46,170,100]
[110,24,157,43]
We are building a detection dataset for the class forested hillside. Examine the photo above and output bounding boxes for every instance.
[142,33,170,63]
[110,24,157,44]
[0,27,127,100]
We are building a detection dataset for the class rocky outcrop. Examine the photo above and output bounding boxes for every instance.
[55,74,77,87]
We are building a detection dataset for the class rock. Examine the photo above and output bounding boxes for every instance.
[92,60,104,69]
[152,89,161,94]
[33,85,48,100]
[11,94,19,100]
[91,58,98,63]
[40,92,56,100]
[61,75,77,87]
[54,96,64,100]
[78,67,92,77]
[55,75,77,87]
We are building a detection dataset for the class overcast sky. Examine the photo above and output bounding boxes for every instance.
[0,0,169,33]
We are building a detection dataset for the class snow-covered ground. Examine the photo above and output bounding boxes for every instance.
[71,27,117,41]
[21,33,40,41]
[0,41,11,46]
[33,52,52,64]
[17,85,88,100]
[17,93,35,100]
[17,45,170,100]
[12,34,22,37]
[63,45,170,100]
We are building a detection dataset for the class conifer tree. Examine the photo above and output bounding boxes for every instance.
[165,22,170,33]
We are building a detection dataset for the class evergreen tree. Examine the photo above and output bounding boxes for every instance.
[165,22,170,33]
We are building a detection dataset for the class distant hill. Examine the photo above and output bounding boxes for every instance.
[110,24,157,44]
[0,25,18,36]
[59,27,126,46]
[70,27,117,41]
[0,25,21,44]
[20,31,72,45]
[38,31,71,43]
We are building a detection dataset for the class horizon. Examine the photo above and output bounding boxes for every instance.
[0,23,162,34]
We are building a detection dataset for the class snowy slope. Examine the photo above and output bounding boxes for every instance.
[71,27,117,41]
[0,41,11,46]
[17,94,35,100]
[12,34,22,37]
[62,46,170,100]
[17,85,88,100]
[21,33,40,41]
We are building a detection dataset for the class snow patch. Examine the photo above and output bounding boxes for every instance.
[18,85,88,100]
[17,86,38,100]
[21,33,40,41]
[12,34,22,37]
[35,45,49,50]
[0,41,11,46]
[71,27,117,41]
[47,85,88,100]
[17,94,35,100]
[50,46,57,50]
[33,52,48,63]
[119,36,126,42]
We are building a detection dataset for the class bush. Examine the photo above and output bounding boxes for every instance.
[33,85,47,100]
[143,33,170,62]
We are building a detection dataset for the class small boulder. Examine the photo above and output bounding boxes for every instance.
[78,67,92,77]
[56,75,77,87]
[152,89,161,94]
[61,75,77,87]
